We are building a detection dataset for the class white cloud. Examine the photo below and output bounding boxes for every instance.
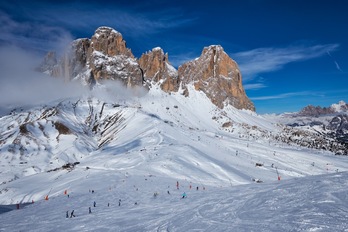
[244,83,267,90]
[0,46,88,114]
[232,44,340,81]
[0,11,73,54]
[250,91,321,101]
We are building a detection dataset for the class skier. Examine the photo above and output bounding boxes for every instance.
[70,210,75,218]
[176,181,179,190]
[182,192,187,199]
[119,199,121,206]
[167,190,170,195]
[89,207,92,214]
[66,211,69,218]
[196,186,199,191]
[93,201,96,207]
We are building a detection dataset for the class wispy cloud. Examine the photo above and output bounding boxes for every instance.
[327,51,343,72]
[244,83,267,90]
[0,10,73,54]
[232,44,340,81]
[250,91,322,101]
[0,46,88,114]
[0,2,196,55]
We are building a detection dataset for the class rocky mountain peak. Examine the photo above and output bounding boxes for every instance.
[299,101,348,117]
[331,101,348,112]
[91,26,133,57]
[39,27,254,111]
[178,45,255,111]
[138,47,178,92]
[299,105,334,117]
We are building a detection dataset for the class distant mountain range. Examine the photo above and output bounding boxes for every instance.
[274,101,348,153]
[297,101,348,117]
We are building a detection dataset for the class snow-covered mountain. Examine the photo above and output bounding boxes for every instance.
[266,101,348,155]
[0,85,348,231]
[1,25,347,231]
[1,84,347,202]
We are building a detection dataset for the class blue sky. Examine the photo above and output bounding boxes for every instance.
[0,0,347,114]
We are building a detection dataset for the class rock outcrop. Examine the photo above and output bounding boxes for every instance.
[298,101,348,117]
[178,45,255,111]
[40,27,255,111]
[299,105,335,117]
[138,47,179,92]
[41,26,143,87]
[88,27,143,87]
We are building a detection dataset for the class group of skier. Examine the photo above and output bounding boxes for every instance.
[64,180,204,218]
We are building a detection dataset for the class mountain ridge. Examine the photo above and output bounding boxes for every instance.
[39,26,254,111]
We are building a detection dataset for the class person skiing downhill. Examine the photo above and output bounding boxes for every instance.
[182,192,187,199]
[70,210,75,218]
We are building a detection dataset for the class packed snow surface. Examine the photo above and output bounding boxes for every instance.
[1,172,348,231]
[0,85,347,231]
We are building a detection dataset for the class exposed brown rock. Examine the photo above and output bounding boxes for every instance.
[222,121,233,127]
[138,47,179,92]
[178,45,255,111]
[90,26,133,57]
[87,27,143,87]
[40,27,255,111]
[41,26,144,88]
[299,105,335,117]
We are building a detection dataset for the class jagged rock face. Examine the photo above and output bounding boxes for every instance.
[299,105,335,117]
[40,27,255,110]
[298,101,348,117]
[87,27,143,87]
[41,27,143,88]
[90,27,133,58]
[38,40,91,82]
[60,38,91,82]
[138,47,179,92]
[178,45,255,111]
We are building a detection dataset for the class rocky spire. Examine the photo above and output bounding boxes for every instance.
[40,26,144,88]
[178,45,255,111]
[90,26,133,57]
[138,47,179,92]
[87,27,143,87]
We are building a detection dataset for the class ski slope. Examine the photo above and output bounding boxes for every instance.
[1,171,348,231]
[0,84,348,231]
